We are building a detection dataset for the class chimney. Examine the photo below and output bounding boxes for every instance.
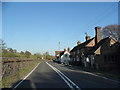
[67,47,70,53]
[64,48,66,51]
[77,41,81,45]
[95,26,102,44]
[85,33,91,41]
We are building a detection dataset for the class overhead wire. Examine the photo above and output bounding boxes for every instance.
[82,4,116,28]
[82,3,118,32]
[87,4,118,28]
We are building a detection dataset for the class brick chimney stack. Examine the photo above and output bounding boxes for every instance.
[67,47,70,53]
[95,26,102,44]
[77,41,81,45]
[64,48,66,51]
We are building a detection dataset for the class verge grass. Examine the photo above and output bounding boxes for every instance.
[2,60,42,88]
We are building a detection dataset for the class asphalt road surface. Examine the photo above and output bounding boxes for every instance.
[13,61,120,89]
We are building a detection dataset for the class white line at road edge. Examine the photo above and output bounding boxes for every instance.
[59,64,120,84]
[61,65,120,84]
[79,70,120,83]
[13,63,40,89]
[67,69,120,84]
[46,62,81,90]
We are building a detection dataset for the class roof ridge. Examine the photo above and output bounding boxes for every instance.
[108,35,117,42]
[70,37,95,52]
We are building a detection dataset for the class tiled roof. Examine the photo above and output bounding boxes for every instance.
[55,51,64,55]
[70,37,95,52]
[87,39,108,55]
[86,36,117,55]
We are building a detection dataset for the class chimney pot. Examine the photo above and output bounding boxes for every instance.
[67,47,70,53]
[64,48,66,51]
[77,41,81,45]
[85,33,91,41]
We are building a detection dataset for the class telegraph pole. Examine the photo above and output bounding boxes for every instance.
[58,42,60,63]
[58,42,60,51]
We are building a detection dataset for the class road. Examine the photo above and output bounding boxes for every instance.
[13,61,120,89]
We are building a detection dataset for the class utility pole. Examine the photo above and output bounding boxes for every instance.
[58,42,60,63]
[58,42,60,51]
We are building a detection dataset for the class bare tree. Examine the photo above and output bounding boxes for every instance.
[0,39,6,50]
[102,25,120,42]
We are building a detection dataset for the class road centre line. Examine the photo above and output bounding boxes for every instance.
[54,67,80,89]
[13,63,40,89]
[47,63,73,88]
[46,62,81,90]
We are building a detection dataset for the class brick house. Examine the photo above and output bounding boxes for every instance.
[55,51,64,62]
[70,36,95,66]
[70,26,120,71]
[86,36,120,71]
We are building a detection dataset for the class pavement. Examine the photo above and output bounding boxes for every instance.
[12,61,120,89]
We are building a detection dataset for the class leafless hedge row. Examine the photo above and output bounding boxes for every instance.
[2,58,43,77]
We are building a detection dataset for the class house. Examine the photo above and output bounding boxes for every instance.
[54,51,64,63]
[70,35,95,66]
[70,26,120,71]
[55,51,63,57]
[83,27,120,71]
[81,27,102,68]
[86,35,120,71]
[54,48,70,64]
[57,48,70,65]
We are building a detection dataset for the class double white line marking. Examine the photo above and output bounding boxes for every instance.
[46,62,81,90]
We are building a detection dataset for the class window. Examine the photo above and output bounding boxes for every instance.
[74,52,75,55]
[77,50,79,54]
[65,54,68,57]
[77,56,79,61]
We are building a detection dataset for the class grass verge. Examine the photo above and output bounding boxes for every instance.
[2,61,42,88]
